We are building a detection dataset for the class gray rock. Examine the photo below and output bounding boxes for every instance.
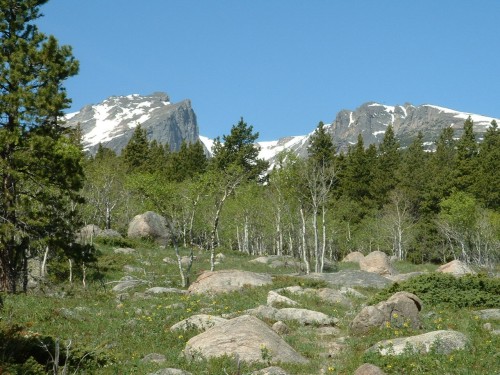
[141,353,166,364]
[475,309,500,320]
[340,286,367,299]
[187,270,272,295]
[342,251,365,263]
[313,288,352,308]
[367,330,468,355]
[128,211,170,242]
[123,265,144,273]
[114,247,136,254]
[303,270,393,289]
[245,305,279,321]
[350,291,423,336]
[359,251,395,276]
[437,260,476,276]
[267,291,299,307]
[76,224,101,244]
[148,369,192,375]
[170,314,227,332]
[271,321,290,335]
[249,366,290,375]
[111,276,145,292]
[275,308,338,326]
[65,92,200,155]
[97,229,122,238]
[354,363,386,375]
[184,315,308,364]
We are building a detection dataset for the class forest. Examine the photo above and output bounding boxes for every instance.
[80,116,500,276]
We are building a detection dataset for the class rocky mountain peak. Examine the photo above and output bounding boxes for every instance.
[64,92,199,155]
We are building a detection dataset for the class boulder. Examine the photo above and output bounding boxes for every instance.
[474,308,500,320]
[111,276,145,293]
[141,353,166,364]
[114,247,136,254]
[148,369,192,375]
[170,314,227,332]
[184,315,308,364]
[245,305,279,321]
[304,270,393,289]
[128,211,170,242]
[97,228,123,239]
[342,251,365,263]
[437,260,476,276]
[367,330,468,355]
[272,321,290,335]
[350,291,423,336]
[275,308,338,326]
[359,251,395,276]
[249,367,290,375]
[145,287,186,295]
[314,288,352,307]
[76,224,101,244]
[187,270,272,295]
[267,291,299,307]
[354,363,386,375]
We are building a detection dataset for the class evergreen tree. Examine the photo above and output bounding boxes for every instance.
[374,124,401,205]
[122,124,149,172]
[307,121,335,168]
[0,0,82,292]
[454,116,478,192]
[211,117,268,181]
[473,120,500,209]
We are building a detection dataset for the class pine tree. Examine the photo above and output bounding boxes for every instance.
[211,117,268,181]
[374,124,401,205]
[454,116,478,193]
[0,0,82,292]
[473,120,500,209]
[122,124,150,172]
[307,121,335,168]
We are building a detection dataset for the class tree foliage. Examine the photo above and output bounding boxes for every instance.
[0,0,82,292]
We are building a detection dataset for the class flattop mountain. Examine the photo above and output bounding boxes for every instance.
[64,92,499,166]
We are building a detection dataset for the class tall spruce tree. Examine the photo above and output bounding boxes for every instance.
[374,124,400,205]
[307,121,335,168]
[122,124,150,172]
[0,0,82,292]
[454,116,478,193]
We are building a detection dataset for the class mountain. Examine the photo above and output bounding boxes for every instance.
[64,92,199,154]
[65,93,499,165]
[253,102,499,168]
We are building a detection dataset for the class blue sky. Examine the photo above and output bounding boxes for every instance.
[38,0,500,141]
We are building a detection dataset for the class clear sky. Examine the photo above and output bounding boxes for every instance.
[37,0,500,141]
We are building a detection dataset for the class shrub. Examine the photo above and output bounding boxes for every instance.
[370,272,500,308]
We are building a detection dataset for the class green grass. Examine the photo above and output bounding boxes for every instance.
[0,242,498,374]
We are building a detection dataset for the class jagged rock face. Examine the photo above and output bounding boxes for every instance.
[64,92,199,154]
[328,102,498,152]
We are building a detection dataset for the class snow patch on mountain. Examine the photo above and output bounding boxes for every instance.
[423,105,496,127]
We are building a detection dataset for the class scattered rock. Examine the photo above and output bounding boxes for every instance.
[184,315,308,364]
[275,308,338,326]
[315,326,341,337]
[123,265,144,273]
[386,272,425,282]
[314,288,352,308]
[128,211,170,242]
[76,224,101,244]
[437,260,476,276]
[187,270,272,295]
[354,363,386,375]
[342,251,365,263]
[340,286,366,299]
[141,353,166,364]
[267,291,299,307]
[148,369,192,375]
[475,309,500,320]
[249,366,290,375]
[350,291,423,336]
[111,276,145,293]
[215,253,225,262]
[304,270,393,289]
[114,247,136,254]
[359,251,395,276]
[272,321,290,335]
[170,314,227,332]
[367,330,468,355]
[245,305,279,321]
[97,229,123,239]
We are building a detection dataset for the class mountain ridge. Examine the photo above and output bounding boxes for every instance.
[64,93,499,166]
